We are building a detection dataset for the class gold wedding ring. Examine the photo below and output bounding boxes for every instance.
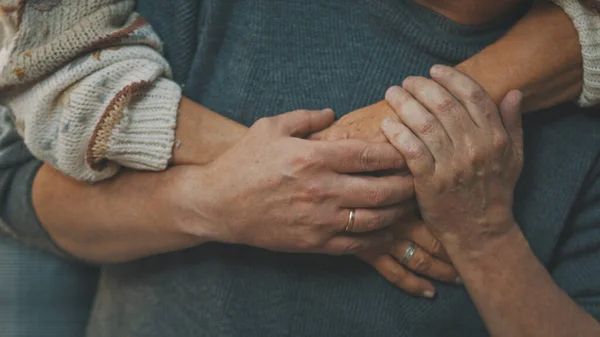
[345,209,356,232]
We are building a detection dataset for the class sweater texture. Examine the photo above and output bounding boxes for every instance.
[0,1,600,337]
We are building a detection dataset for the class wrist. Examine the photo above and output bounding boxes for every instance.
[164,164,219,244]
[172,97,246,166]
[456,58,510,106]
[445,222,528,270]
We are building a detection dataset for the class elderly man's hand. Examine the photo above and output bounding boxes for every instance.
[310,100,461,297]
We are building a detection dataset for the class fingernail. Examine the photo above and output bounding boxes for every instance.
[322,108,333,113]
[422,290,436,299]
[455,277,463,284]
[430,64,444,75]
[386,86,401,99]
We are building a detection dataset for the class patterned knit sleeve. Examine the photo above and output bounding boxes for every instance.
[550,158,600,321]
[0,0,181,182]
[550,0,600,107]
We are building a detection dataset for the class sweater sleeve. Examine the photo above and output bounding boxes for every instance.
[0,0,181,183]
[550,157,600,321]
[550,0,600,107]
[0,106,66,256]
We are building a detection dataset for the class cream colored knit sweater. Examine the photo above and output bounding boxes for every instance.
[0,0,181,182]
[0,0,598,182]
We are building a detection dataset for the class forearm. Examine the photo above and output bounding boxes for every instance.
[32,164,204,263]
[447,225,600,337]
[32,98,244,263]
[171,97,246,165]
[456,2,582,112]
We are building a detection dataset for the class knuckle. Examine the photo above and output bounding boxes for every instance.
[368,213,385,230]
[467,87,489,106]
[253,117,275,131]
[403,140,426,161]
[358,145,375,170]
[367,186,388,206]
[492,133,509,153]
[413,254,432,273]
[410,77,427,93]
[418,116,438,135]
[467,149,485,166]
[430,238,444,256]
[434,97,459,116]
[387,268,407,286]
[290,148,323,169]
[465,139,486,165]
[304,183,326,203]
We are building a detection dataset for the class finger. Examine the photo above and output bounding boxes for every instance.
[381,118,435,178]
[319,139,406,173]
[337,202,417,233]
[499,90,524,158]
[400,219,450,262]
[271,109,336,137]
[362,254,436,298]
[402,76,474,146]
[323,230,393,256]
[336,174,414,208]
[391,241,460,284]
[429,65,501,130]
[385,86,453,159]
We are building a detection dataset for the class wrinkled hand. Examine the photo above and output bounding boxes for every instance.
[359,214,460,298]
[176,109,416,255]
[310,101,396,143]
[311,100,459,297]
[381,65,523,254]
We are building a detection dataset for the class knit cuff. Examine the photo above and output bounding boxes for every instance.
[94,78,182,172]
[551,0,600,107]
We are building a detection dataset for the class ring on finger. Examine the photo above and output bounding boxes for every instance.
[345,209,356,232]
[401,241,417,264]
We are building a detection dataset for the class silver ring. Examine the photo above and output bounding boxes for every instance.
[401,241,417,264]
[345,209,356,232]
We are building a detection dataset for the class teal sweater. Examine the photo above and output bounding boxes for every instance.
[2,1,600,336]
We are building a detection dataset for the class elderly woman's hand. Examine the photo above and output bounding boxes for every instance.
[310,101,396,143]
[358,215,461,298]
[381,65,523,256]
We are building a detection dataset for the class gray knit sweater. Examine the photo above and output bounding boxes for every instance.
[2,1,600,336]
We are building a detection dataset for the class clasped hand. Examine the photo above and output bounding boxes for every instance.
[313,66,523,297]
[175,66,522,299]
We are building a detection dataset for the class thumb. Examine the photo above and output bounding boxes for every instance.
[499,90,523,157]
[273,109,335,137]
